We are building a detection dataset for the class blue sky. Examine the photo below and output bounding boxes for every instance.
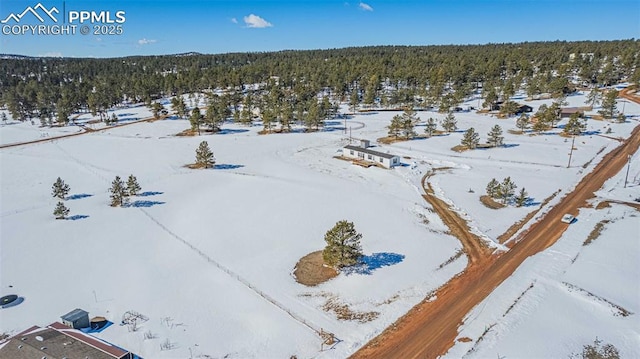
[1,0,638,58]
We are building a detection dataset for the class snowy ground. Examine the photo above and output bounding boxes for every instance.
[1,90,638,358]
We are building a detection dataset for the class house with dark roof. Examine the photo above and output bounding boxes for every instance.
[0,322,135,359]
[342,139,400,169]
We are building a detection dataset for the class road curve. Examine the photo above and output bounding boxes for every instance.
[352,123,640,358]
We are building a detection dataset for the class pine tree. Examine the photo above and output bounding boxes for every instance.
[516,113,530,132]
[461,127,480,149]
[401,117,416,140]
[563,113,586,136]
[486,178,500,198]
[53,201,70,219]
[109,176,126,207]
[424,117,438,137]
[151,102,164,119]
[441,112,457,133]
[190,107,202,135]
[126,174,141,196]
[322,220,363,269]
[616,112,625,123]
[195,141,214,168]
[498,176,517,204]
[487,124,504,147]
[585,88,601,107]
[515,187,529,207]
[349,89,359,113]
[598,90,618,119]
[1,112,7,123]
[388,115,403,139]
[51,177,70,200]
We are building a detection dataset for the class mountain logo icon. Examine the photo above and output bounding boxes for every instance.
[1,3,59,23]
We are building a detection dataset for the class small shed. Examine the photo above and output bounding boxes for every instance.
[61,308,90,329]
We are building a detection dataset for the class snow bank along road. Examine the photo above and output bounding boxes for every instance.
[352,121,640,359]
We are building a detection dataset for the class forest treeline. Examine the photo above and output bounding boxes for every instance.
[1,40,638,124]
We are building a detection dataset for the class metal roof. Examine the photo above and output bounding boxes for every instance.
[61,308,89,321]
[344,145,398,159]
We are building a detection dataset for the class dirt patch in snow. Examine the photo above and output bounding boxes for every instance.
[293,250,337,286]
[479,195,506,209]
[322,297,379,323]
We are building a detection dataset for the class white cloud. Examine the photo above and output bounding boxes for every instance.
[231,17,238,24]
[39,52,62,57]
[358,2,373,11]
[137,38,157,45]
[243,14,273,28]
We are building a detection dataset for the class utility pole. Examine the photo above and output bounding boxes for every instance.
[624,154,631,188]
[567,135,576,168]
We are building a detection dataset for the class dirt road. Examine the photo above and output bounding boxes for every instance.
[352,124,640,358]
[0,115,163,149]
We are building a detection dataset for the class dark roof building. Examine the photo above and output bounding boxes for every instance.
[0,322,134,359]
[61,308,90,329]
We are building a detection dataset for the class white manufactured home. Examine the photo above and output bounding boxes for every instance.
[342,140,400,169]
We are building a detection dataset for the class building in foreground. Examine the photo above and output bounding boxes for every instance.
[342,139,400,169]
[0,322,135,359]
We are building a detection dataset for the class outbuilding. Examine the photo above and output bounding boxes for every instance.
[61,308,90,329]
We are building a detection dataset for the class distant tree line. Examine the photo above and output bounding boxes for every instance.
[2,40,638,127]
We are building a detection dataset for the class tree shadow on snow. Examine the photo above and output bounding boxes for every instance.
[67,215,89,220]
[67,193,93,200]
[216,128,249,135]
[343,252,405,275]
[139,191,163,197]
[127,200,165,208]
[214,164,244,170]
[501,143,520,148]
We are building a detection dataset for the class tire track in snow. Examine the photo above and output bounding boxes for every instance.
[136,207,323,337]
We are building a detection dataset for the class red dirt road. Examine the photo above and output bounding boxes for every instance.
[352,121,640,358]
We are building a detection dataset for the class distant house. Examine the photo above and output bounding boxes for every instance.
[61,308,90,329]
[560,107,584,119]
[342,139,400,169]
[0,322,135,359]
[515,104,533,114]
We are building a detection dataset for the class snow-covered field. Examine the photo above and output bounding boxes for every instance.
[1,90,638,358]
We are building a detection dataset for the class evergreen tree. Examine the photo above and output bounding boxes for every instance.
[441,112,457,133]
[322,220,363,269]
[109,176,127,207]
[190,107,202,135]
[516,113,530,132]
[616,112,625,123]
[498,176,517,204]
[388,115,403,139]
[515,187,529,207]
[171,96,187,119]
[461,127,480,149]
[53,201,70,219]
[349,89,359,113]
[482,88,498,109]
[261,107,275,132]
[585,88,601,107]
[424,117,438,137]
[487,124,504,147]
[1,112,7,123]
[486,178,500,198]
[239,95,254,126]
[126,174,141,196]
[598,90,618,119]
[400,110,417,139]
[151,102,164,119]
[563,113,587,136]
[195,141,214,168]
[51,177,70,200]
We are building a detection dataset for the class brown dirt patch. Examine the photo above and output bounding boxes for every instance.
[583,220,610,246]
[293,250,338,286]
[322,297,379,323]
[595,201,612,210]
[457,337,472,343]
[451,144,469,152]
[480,195,506,209]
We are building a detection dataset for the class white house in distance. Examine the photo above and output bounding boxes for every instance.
[342,139,401,169]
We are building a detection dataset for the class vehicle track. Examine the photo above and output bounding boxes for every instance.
[351,122,640,358]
